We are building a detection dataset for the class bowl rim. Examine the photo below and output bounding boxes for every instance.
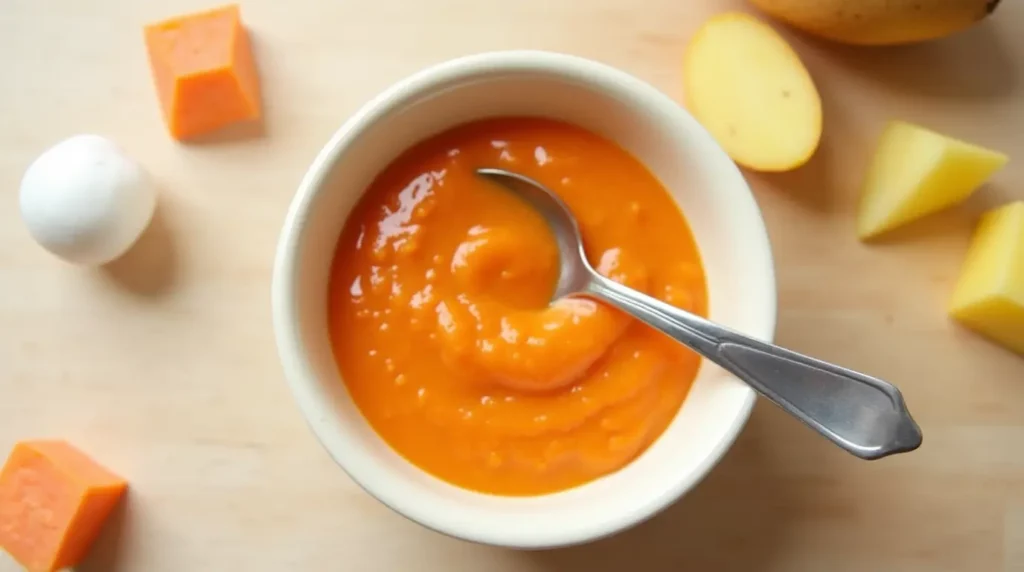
[272,49,776,548]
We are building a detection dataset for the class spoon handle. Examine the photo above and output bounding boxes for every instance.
[587,276,923,460]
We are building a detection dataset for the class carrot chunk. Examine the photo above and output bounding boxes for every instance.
[0,441,127,572]
[144,4,262,140]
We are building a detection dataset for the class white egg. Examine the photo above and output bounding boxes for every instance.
[19,134,157,266]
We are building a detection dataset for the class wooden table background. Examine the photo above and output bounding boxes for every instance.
[2,0,1023,570]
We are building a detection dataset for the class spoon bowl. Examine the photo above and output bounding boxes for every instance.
[478,167,923,460]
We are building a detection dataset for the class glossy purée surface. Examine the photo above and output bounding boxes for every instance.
[328,118,707,495]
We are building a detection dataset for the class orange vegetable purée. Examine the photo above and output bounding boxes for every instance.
[329,118,707,495]
[144,4,262,140]
[0,441,127,572]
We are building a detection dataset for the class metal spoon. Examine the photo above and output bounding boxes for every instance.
[477,167,922,460]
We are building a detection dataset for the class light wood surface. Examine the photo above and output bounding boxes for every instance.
[2,0,1023,570]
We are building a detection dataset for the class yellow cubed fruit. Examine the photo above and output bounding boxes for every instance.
[948,202,1024,355]
[857,121,1008,240]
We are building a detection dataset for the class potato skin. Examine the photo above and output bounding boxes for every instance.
[748,0,999,45]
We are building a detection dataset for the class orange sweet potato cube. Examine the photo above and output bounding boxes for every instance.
[144,4,262,140]
[0,441,127,572]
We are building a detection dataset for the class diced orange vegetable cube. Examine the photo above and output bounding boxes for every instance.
[0,441,128,572]
[144,4,262,140]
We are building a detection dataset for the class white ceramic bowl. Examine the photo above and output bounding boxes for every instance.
[272,50,776,549]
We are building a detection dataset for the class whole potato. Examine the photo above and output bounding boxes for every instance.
[748,0,1000,45]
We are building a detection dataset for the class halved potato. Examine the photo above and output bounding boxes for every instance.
[684,12,822,172]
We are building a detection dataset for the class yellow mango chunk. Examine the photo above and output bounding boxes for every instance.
[857,121,1008,240]
[949,202,1024,355]
[684,12,822,172]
